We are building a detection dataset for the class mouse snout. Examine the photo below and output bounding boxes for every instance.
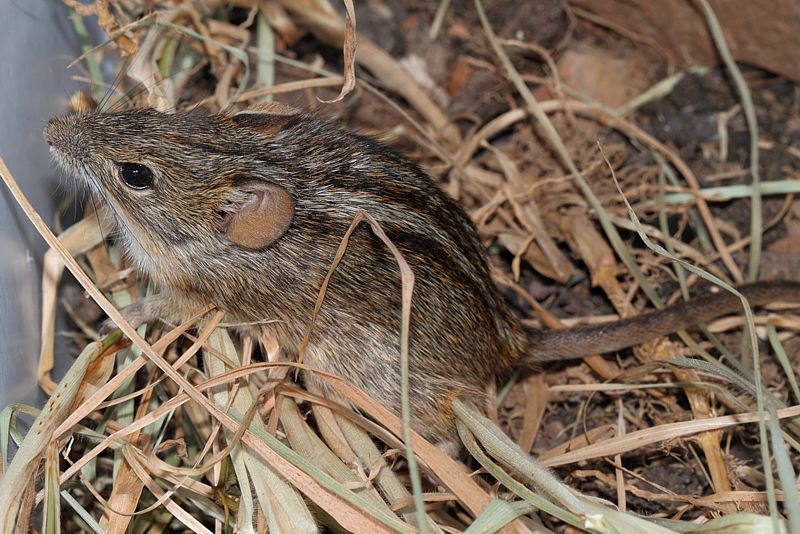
[44,117,63,146]
[44,116,88,160]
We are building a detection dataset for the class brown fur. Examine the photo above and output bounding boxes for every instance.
[45,109,800,443]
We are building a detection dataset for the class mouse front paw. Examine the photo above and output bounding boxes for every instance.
[99,295,172,334]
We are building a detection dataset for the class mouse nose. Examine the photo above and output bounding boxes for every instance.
[44,116,87,159]
[44,117,65,147]
[44,120,54,146]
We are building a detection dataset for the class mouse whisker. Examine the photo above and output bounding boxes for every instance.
[104,61,209,113]
[89,188,158,278]
[97,57,131,113]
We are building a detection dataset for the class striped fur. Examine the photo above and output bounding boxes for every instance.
[46,109,528,442]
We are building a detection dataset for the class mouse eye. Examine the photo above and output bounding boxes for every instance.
[117,163,154,190]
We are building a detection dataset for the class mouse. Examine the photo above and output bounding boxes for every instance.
[44,105,800,446]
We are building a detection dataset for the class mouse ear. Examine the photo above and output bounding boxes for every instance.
[219,182,294,249]
[232,102,300,135]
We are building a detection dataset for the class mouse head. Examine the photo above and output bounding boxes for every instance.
[45,107,299,271]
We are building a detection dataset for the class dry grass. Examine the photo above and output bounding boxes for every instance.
[1,0,799,532]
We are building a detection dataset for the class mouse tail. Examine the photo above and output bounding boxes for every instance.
[523,281,800,363]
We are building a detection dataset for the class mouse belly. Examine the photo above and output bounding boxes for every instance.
[298,342,491,444]
[248,317,506,445]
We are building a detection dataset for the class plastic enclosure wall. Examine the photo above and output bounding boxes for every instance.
[0,2,85,409]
